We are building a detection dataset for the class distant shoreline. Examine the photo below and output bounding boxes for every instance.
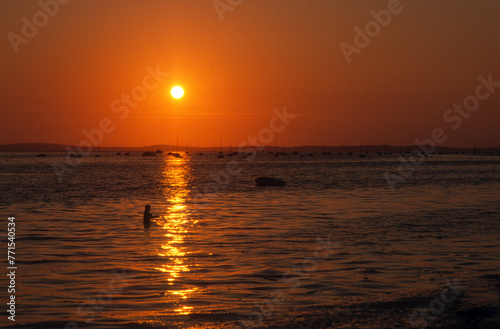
[1,142,499,154]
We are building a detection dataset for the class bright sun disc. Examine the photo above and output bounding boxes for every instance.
[171,86,184,99]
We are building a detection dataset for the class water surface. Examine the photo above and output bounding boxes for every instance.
[1,152,499,328]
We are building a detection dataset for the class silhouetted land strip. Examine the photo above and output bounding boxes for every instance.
[1,143,500,154]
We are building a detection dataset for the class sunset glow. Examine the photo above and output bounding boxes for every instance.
[3,2,500,328]
[1,1,499,149]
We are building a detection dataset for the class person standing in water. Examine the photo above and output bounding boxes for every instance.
[143,204,158,227]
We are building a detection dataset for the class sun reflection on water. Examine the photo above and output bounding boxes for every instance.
[155,155,199,316]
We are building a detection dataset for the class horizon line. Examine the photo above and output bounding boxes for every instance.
[1,142,500,152]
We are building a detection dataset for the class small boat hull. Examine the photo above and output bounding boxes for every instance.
[255,177,286,187]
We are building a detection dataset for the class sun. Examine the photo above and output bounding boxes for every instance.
[171,86,184,99]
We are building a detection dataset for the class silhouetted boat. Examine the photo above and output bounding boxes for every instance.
[359,143,365,158]
[255,177,286,187]
[94,144,101,157]
[142,151,156,157]
[70,137,82,158]
[124,152,130,156]
[116,152,121,155]
[35,153,46,157]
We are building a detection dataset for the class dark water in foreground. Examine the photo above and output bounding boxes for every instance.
[1,152,499,328]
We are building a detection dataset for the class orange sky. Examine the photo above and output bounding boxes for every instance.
[1,0,499,148]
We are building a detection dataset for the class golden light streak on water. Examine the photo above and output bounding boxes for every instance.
[156,155,198,315]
